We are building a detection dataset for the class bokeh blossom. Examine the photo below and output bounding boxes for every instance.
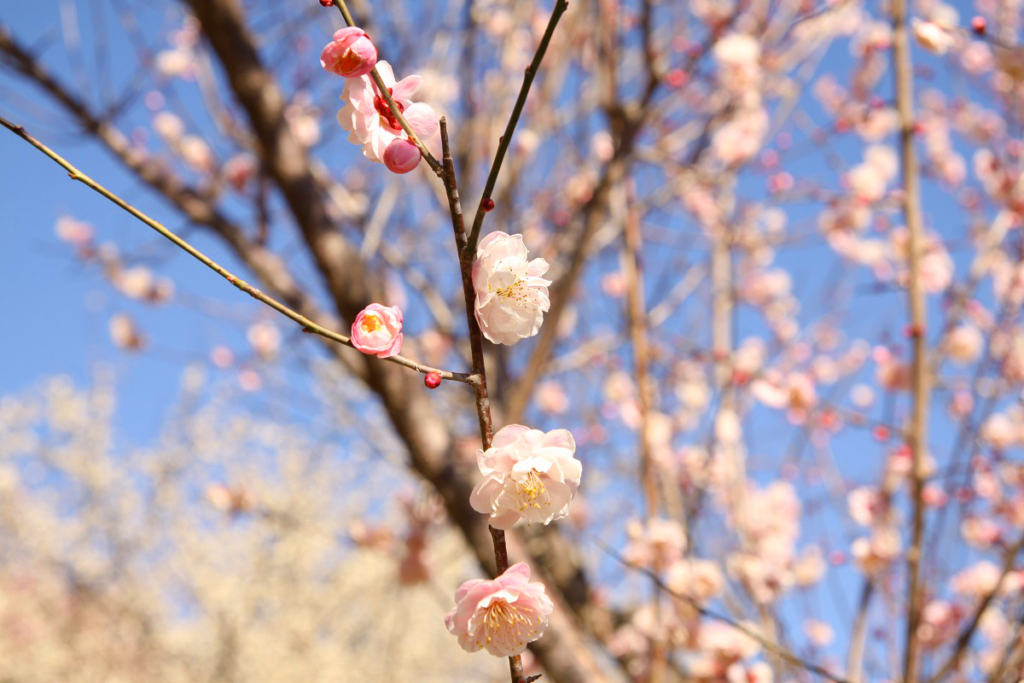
[470,424,581,529]
[445,562,553,657]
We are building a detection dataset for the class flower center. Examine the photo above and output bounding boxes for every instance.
[516,469,549,510]
[481,599,536,646]
[372,87,405,131]
[492,277,531,304]
[360,314,383,333]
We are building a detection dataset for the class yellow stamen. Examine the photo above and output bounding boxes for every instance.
[516,469,550,510]
[360,314,383,333]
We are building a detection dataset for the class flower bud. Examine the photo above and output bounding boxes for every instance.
[383,138,421,174]
[320,27,377,78]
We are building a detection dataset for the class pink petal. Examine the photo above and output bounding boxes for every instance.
[491,424,531,449]
[402,102,438,140]
[391,74,423,102]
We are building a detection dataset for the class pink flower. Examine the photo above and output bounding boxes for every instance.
[336,61,437,162]
[472,231,551,345]
[912,19,955,55]
[351,303,403,358]
[444,562,554,657]
[320,27,377,78]
[383,138,420,174]
[469,425,582,529]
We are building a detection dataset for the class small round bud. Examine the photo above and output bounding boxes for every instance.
[383,138,421,174]
[481,197,495,213]
[971,16,986,35]
[319,0,333,6]
[425,372,442,389]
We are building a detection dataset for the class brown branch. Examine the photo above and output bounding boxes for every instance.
[891,1,930,681]
[595,537,851,683]
[926,531,1024,683]
[440,117,523,683]
[464,0,570,255]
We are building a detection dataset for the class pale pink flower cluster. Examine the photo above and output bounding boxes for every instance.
[727,482,819,603]
[624,518,687,569]
[444,562,553,657]
[472,231,551,345]
[469,424,582,529]
[336,61,437,170]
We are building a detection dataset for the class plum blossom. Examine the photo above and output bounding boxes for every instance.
[666,558,723,604]
[444,562,554,657]
[383,138,420,174]
[469,424,581,529]
[320,27,377,78]
[913,19,955,55]
[337,61,438,163]
[472,231,551,345]
[351,303,403,358]
[625,518,687,569]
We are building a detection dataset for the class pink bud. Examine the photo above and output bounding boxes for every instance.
[383,138,421,174]
[320,27,377,78]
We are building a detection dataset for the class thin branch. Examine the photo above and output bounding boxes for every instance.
[926,530,1024,683]
[440,117,523,683]
[464,0,570,255]
[891,1,930,681]
[0,115,473,384]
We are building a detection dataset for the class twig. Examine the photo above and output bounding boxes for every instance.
[439,117,523,683]
[464,0,570,255]
[328,0,442,175]
[594,537,852,683]
[891,1,930,681]
[0,115,473,384]
[926,530,1024,683]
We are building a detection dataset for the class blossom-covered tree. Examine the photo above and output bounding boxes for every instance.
[1,0,1024,682]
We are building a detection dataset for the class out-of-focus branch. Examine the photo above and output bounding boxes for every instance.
[464,0,569,255]
[0,116,473,384]
[926,531,1024,683]
[596,537,851,683]
[846,581,874,683]
[891,2,930,682]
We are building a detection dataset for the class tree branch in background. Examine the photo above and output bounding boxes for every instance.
[891,1,930,681]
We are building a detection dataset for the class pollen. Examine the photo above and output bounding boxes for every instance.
[360,314,383,333]
[516,469,550,510]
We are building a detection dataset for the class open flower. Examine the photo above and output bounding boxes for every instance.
[445,562,554,657]
[337,61,437,162]
[351,303,403,358]
[320,27,377,78]
[470,424,581,529]
[472,232,551,345]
